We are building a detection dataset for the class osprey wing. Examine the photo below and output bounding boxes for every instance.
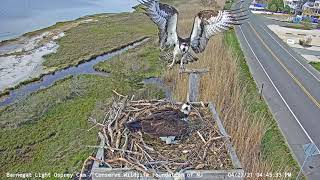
[140,109,188,137]
[190,9,248,54]
[139,0,179,49]
[141,117,188,137]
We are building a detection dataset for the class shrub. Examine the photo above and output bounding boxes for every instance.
[269,3,278,12]
[268,0,284,12]
[277,0,285,10]
[302,18,313,29]
[299,36,313,47]
[283,5,291,13]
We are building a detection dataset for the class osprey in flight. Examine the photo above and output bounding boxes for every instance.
[139,0,248,69]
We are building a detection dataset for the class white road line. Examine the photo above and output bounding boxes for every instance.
[238,25,320,153]
[261,25,320,82]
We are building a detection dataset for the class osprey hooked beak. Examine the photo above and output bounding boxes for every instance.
[181,102,192,116]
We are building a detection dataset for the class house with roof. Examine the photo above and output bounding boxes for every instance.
[284,0,302,10]
[302,0,320,17]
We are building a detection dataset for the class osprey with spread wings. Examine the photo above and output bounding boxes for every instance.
[139,0,248,69]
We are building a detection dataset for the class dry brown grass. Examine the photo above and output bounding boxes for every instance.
[163,0,294,178]
[164,36,274,177]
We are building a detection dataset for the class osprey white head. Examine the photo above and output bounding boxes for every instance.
[179,42,189,53]
[181,102,192,116]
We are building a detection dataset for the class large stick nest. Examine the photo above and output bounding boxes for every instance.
[87,94,232,177]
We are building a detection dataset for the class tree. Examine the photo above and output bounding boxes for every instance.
[283,5,291,14]
[302,17,312,29]
[269,3,278,12]
[277,0,285,11]
[278,5,284,12]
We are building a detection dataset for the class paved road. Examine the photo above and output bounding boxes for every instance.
[233,2,320,179]
[293,48,320,57]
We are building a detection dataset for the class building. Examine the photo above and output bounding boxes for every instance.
[250,0,267,11]
[302,0,320,17]
[284,0,302,10]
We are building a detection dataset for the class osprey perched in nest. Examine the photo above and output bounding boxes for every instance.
[139,0,248,69]
[126,103,192,144]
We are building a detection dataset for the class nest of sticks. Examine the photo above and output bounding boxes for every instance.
[84,92,232,178]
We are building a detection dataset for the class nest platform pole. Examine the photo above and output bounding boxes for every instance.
[180,68,209,102]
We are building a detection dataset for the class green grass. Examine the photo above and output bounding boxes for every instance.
[0,39,165,176]
[224,30,299,176]
[94,40,163,80]
[43,12,157,70]
[310,62,320,72]
[0,1,171,175]
[224,0,233,10]
[282,24,313,30]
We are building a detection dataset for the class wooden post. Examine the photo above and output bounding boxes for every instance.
[189,73,200,102]
[259,83,264,100]
[180,68,209,102]
[93,132,105,168]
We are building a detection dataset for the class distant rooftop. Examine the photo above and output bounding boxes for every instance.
[303,0,320,8]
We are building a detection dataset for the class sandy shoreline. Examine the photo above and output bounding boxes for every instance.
[0,32,65,92]
[0,17,100,93]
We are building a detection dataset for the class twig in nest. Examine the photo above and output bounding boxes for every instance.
[125,106,150,112]
[129,155,160,178]
[191,105,205,122]
[115,130,122,149]
[200,101,206,108]
[130,99,166,103]
[105,146,143,156]
[107,106,122,145]
[90,156,112,168]
[133,107,158,118]
[79,156,112,179]
[196,131,207,144]
[130,102,162,107]
[87,123,105,132]
[179,166,193,173]
[122,129,129,151]
[88,117,97,124]
[135,143,154,161]
[217,141,226,151]
[112,89,127,98]
[159,163,174,175]
[207,136,226,142]
[106,158,156,178]
[79,156,93,180]
[202,140,215,161]
[103,128,110,147]
[119,112,131,127]
[127,156,148,171]
[102,109,111,124]
[137,132,154,151]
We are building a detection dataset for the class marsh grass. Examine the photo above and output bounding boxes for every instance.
[0,41,165,175]
[0,1,164,176]
[43,12,157,70]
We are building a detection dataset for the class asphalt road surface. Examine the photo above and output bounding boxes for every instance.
[233,1,320,179]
